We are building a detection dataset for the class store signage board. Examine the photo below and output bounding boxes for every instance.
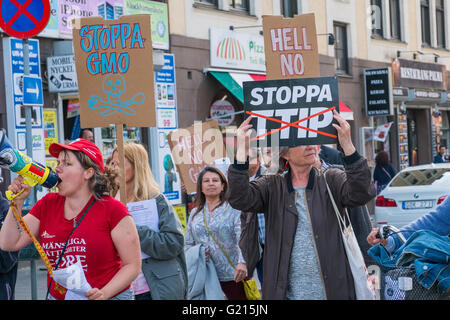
[210,28,266,72]
[364,67,394,116]
[167,120,226,194]
[262,13,320,80]
[243,76,339,147]
[0,0,50,38]
[392,58,447,90]
[47,55,78,92]
[72,14,156,128]
[155,53,181,204]
[2,37,46,204]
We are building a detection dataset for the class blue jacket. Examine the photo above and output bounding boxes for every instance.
[185,244,225,300]
[369,231,450,294]
[385,195,450,253]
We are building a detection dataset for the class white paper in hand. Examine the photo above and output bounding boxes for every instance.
[127,199,159,259]
[52,260,92,300]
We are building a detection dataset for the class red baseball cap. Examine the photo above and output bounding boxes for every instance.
[49,139,105,172]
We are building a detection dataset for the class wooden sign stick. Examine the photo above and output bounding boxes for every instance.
[116,124,127,205]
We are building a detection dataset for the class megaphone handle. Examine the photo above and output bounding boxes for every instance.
[5,188,25,201]
[5,177,37,201]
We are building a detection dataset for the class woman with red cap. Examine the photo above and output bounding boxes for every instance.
[0,139,141,300]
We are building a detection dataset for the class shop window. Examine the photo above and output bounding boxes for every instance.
[436,0,446,48]
[334,22,349,74]
[389,0,401,40]
[421,0,431,46]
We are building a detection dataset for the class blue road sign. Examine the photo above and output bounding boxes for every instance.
[23,75,43,106]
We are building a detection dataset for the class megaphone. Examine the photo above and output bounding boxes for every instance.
[0,128,59,200]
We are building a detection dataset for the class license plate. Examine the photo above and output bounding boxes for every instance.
[403,200,433,210]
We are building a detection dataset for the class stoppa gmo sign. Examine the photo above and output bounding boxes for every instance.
[243,76,340,147]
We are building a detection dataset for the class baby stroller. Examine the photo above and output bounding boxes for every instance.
[368,226,450,300]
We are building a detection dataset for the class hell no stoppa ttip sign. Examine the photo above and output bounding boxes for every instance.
[243,76,339,147]
[0,0,51,38]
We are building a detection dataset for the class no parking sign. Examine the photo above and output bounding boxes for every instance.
[0,0,50,39]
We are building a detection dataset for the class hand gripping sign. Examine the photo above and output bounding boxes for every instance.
[243,76,339,147]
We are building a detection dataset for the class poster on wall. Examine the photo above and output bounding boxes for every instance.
[52,0,169,50]
[43,109,58,156]
[38,0,59,38]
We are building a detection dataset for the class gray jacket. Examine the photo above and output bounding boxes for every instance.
[136,194,187,300]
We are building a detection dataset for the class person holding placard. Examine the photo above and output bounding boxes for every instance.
[185,166,248,300]
[0,139,141,300]
[228,111,376,300]
[108,143,187,300]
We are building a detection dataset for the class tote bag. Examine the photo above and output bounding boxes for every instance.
[325,174,377,300]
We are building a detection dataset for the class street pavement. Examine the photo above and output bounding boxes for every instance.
[14,260,48,300]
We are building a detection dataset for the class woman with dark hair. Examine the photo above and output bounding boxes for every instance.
[185,166,247,300]
[0,139,141,300]
[373,150,397,194]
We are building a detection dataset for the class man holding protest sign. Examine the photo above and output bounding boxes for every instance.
[227,109,376,299]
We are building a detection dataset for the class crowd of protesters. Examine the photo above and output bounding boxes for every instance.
[0,111,448,300]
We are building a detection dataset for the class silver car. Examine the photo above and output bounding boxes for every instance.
[374,163,450,228]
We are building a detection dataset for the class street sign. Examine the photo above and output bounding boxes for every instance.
[23,75,43,106]
[0,0,51,39]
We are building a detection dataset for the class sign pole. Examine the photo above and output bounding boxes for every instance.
[23,37,38,301]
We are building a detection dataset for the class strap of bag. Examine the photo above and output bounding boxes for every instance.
[324,172,351,233]
[381,167,392,180]
[202,208,236,269]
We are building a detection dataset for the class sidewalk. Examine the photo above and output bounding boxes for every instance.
[14,260,48,300]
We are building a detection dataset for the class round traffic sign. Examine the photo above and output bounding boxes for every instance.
[0,0,50,39]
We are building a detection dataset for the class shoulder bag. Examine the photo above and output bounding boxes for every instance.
[324,174,377,300]
[202,209,261,300]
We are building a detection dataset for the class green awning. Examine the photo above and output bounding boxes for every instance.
[209,71,245,104]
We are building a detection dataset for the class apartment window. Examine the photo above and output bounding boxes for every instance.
[334,23,349,74]
[436,0,446,48]
[390,0,401,40]
[421,0,431,45]
[371,0,384,38]
[281,0,298,18]
[229,0,249,11]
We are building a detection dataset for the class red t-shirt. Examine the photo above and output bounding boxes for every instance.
[29,193,130,300]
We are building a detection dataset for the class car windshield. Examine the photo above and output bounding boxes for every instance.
[390,168,450,187]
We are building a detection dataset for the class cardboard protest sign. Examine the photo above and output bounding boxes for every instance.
[262,13,320,80]
[167,120,227,194]
[72,14,156,128]
[243,76,339,147]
